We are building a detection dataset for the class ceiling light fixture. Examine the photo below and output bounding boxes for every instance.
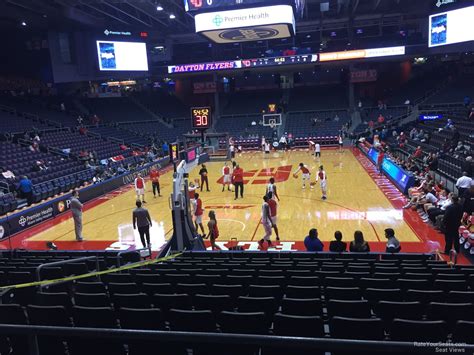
[169,14,176,19]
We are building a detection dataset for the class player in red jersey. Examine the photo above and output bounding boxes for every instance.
[134,173,146,203]
[206,210,221,250]
[149,167,161,197]
[267,191,280,241]
[293,163,311,189]
[222,162,232,192]
[315,165,328,200]
[193,193,205,235]
[377,149,385,176]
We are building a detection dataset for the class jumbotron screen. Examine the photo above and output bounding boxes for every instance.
[428,6,474,47]
[96,41,148,71]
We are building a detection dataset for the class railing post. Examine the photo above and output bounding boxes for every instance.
[27,334,40,355]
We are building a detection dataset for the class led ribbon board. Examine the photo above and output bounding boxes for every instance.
[194,4,295,43]
[167,46,405,74]
[319,46,405,62]
[168,60,242,74]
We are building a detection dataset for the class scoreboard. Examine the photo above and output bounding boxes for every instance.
[191,107,212,129]
[184,0,270,12]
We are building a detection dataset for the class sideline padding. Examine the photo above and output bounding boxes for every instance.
[0,252,182,290]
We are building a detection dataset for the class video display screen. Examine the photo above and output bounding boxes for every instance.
[96,41,148,71]
[428,6,474,47]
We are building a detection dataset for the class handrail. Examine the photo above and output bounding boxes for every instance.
[0,324,471,355]
[35,256,98,283]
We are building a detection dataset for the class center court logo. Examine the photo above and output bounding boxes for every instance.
[19,216,27,227]
[212,15,224,27]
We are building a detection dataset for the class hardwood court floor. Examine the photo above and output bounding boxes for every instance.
[23,148,422,251]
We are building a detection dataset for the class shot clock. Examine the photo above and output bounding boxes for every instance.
[191,107,212,129]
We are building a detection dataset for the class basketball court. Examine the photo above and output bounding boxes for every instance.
[2,148,448,254]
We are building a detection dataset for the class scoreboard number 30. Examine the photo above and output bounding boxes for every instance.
[191,106,212,129]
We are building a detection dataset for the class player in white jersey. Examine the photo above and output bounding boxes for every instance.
[338,135,343,152]
[315,165,328,200]
[258,195,274,248]
[293,163,312,189]
[264,141,271,156]
[266,177,280,201]
[314,142,321,159]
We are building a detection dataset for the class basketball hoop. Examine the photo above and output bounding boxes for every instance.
[269,120,276,129]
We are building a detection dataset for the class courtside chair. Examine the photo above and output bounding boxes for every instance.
[27,305,70,355]
[364,288,402,304]
[285,285,322,299]
[74,293,111,308]
[448,291,474,303]
[325,287,363,300]
[327,299,372,319]
[323,277,356,288]
[434,279,469,292]
[74,281,107,294]
[175,283,208,297]
[452,321,474,343]
[237,296,278,323]
[140,282,175,296]
[71,306,125,355]
[0,304,29,355]
[210,284,245,301]
[375,301,423,326]
[194,294,234,315]
[168,309,218,355]
[107,282,139,295]
[358,277,393,290]
[281,297,323,317]
[218,311,268,355]
[427,302,474,332]
[152,293,192,317]
[34,292,73,315]
[268,313,325,355]
[397,278,432,291]
[404,289,445,304]
[329,316,385,355]
[248,285,283,300]
[289,276,321,286]
[133,273,162,285]
[390,319,447,342]
[112,293,152,310]
[102,273,134,284]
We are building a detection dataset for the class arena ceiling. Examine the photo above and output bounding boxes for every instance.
[0,0,442,35]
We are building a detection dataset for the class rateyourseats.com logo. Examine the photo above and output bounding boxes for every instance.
[212,15,224,27]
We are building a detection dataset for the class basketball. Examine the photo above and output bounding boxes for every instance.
[293,173,298,179]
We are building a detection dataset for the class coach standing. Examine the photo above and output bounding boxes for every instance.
[70,190,84,242]
[133,200,152,248]
[199,164,210,192]
[232,164,244,200]
[443,195,463,255]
